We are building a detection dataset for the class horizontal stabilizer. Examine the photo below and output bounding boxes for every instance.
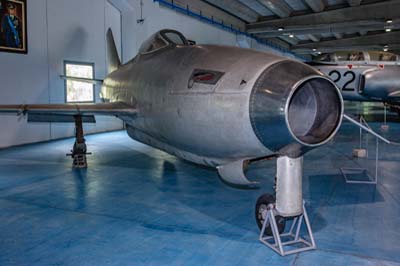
[28,113,96,123]
[60,75,103,85]
[0,102,137,117]
[217,159,259,188]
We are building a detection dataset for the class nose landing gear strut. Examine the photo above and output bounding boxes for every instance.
[255,156,316,256]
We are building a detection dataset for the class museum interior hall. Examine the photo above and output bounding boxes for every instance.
[0,0,399,265]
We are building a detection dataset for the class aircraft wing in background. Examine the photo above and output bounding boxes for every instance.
[0,102,137,122]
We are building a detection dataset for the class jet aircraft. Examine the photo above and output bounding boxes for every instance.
[0,29,348,234]
[311,51,400,114]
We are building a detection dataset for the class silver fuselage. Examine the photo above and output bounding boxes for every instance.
[101,44,342,167]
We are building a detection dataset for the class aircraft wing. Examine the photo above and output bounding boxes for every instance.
[0,102,137,122]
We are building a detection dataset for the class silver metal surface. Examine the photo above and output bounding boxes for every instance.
[275,156,303,217]
[249,61,343,158]
[102,30,343,169]
[362,67,400,100]
[216,159,258,187]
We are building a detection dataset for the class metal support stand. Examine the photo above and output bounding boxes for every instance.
[352,115,368,158]
[259,201,316,256]
[341,137,378,185]
[381,105,389,131]
[67,115,91,168]
[342,115,379,184]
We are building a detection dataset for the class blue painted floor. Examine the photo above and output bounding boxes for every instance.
[0,121,399,266]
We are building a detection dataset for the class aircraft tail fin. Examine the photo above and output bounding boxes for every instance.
[106,28,121,74]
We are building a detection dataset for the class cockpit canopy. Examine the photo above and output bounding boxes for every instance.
[314,51,399,63]
[139,29,189,54]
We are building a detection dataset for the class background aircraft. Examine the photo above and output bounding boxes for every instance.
[311,51,400,114]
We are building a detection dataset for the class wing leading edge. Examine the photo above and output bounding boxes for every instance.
[0,102,137,116]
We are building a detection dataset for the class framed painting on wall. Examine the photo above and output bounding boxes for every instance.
[0,0,27,54]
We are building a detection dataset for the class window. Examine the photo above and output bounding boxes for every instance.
[369,51,398,62]
[336,51,364,61]
[64,62,95,103]
[139,30,188,54]
[164,32,186,45]
[315,53,334,62]
[139,33,168,54]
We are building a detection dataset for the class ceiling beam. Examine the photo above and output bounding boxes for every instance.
[295,44,400,53]
[256,0,293,46]
[333,32,343,39]
[265,37,291,49]
[307,34,320,42]
[170,0,247,30]
[254,20,400,37]
[303,0,325,12]
[279,35,299,45]
[347,0,362,37]
[202,0,260,22]
[247,0,400,33]
[347,0,362,7]
[291,31,400,53]
[257,0,292,17]
[302,0,325,47]
[236,0,272,16]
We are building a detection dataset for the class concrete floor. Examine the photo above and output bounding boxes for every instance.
[0,121,399,266]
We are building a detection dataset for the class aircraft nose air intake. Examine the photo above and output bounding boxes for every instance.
[287,76,343,146]
[250,60,343,157]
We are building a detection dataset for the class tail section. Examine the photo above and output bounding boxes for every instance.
[106,28,121,74]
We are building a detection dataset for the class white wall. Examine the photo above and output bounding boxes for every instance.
[0,0,50,147]
[120,1,295,63]
[106,1,122,62]
[0,0,123,148]
[120,1,241,62]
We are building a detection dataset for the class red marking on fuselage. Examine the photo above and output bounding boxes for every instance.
[194,73,214,81]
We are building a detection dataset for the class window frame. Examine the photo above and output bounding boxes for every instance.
[368,51,398,62]
[161,30,188,46]
[64,60,96,103]
[139,34,169,55]
[139,30,189,55]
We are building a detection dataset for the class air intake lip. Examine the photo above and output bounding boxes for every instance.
[249,60,344,157]
[285,75,343,147]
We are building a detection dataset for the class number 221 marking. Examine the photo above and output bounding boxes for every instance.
[328,70,356,91]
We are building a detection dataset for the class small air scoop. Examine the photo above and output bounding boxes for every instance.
[287,76,343,146]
